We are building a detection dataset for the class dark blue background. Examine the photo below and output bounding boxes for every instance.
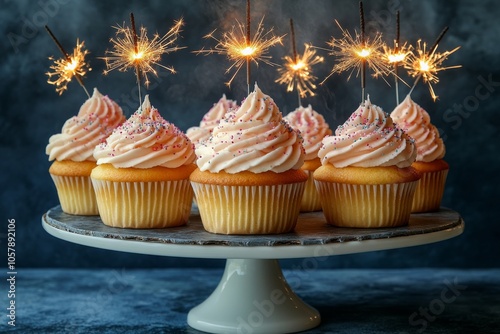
[1,0,498,268]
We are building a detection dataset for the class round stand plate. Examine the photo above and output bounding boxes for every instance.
[42,206,463,334]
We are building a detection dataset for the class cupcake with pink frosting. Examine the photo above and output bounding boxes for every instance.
[186,94,238,147]
[190,84,307,234]
[284,105,332,212]
[391,95,448,212]
[314,97,420,228]
[91,95,196,228]
[46,88,125,215]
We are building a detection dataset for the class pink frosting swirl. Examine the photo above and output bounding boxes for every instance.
[318,97,417,168]
[391,95,445,162]
[186,94,238,146]
[46,88,125,162]
[94,95,195,169]
[284,105,332,161]
[195,84,305,173]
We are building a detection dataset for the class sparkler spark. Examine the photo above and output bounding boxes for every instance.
[405,39,461,101]
[102,17,185,87]
[276,43,324,98]
[196,16,284,87]
[384,42,412,65]
[321,20,392,85]
[46,38,91,96]
[382,41,412,90]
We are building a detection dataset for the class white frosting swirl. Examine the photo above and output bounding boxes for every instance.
[284,105,332,160]
[391,95,445,162]
[94,95,195,169]
[46,88,125,162]
[195,84,305,173]
[186,94,238,146]
[318,97,416,168]
[185,127,211,146]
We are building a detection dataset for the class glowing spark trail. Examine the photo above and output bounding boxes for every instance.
[406,27,461,101]
[321,19,391,99]
[45,26,91,97]
[276,44,324,103]
[276,19,323,105]
[196,2,283,92]
[102,14,185,105]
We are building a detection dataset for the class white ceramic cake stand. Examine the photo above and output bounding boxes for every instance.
[42,206,463,334]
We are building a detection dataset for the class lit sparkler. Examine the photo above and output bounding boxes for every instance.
[321,2,391,102]
[102,13,185,105]
[45,26,91,97]
[196,0,284,93]
[276,19,324,106]
[382,11,412,104]
[406,27,461,101]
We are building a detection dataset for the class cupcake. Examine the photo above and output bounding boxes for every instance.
[391,95,448,212]
[284,105,332,212]
[46,88,125,215]
[190,84,308,234]
[314,97,420,228]
[186,94,238,147]
[91,95,196,228]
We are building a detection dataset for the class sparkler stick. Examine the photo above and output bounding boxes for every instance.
[130,13,142,106]
[289,19,302,106]
[359,1,366,102]
[394,11,400,104]
[290,19,298,63]
[428,27,449,60]
[45,25,91,98]
[246,0,251,95]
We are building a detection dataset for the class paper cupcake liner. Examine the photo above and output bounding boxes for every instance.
[300,170,322,212]
[314,180,417,228]
[191,182,305,234]
[412,169,448,213]
[91,179,193,228]
[50,175,98,215]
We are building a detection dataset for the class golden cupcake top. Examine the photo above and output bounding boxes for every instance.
[186,94,238,146]
[391,94,445,162]
[93,95,195,169]
[284,105,332,161]
[318,97,416,168]
[195,84,305,174]
[46,88,125,162]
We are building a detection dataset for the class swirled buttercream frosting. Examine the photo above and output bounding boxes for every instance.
[195,84,305,173]
[391,95,445,162]
[318,97,416,168]
[94,95,195,169]
[186,94,238,145]
[284,105,332,161]
[46,88,125,162]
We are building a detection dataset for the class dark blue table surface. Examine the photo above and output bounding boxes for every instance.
[3,268,499,333]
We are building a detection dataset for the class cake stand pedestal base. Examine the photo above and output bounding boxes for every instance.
[187,258,320,334]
